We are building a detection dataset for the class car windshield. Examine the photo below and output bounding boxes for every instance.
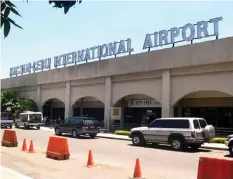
[198,119,207,128]
[83,119,100,125]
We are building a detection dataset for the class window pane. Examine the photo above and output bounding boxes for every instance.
[68,118,76,124]
[198,119,207,128]
[75,118,83,124]
[83,119,100,125]
[150,120,169,128]
[150,120,157,127]
[150,119,190,128]
[173,120,190,128]
[193,120,200,129]
[64,118,70,124]
[29,114,41,121]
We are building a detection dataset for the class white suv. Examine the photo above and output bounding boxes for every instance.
[129,117,215,151]
[225,134,233,157]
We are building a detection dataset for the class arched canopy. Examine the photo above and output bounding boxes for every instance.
[173,90,233,107]
[113,93,161,107]
[72,96,104,108]
[43,98,65,107]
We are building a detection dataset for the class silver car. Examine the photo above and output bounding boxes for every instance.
[129,117,215,151]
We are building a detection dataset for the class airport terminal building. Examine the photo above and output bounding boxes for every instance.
[2,17,233,132]
[2,36,233,130]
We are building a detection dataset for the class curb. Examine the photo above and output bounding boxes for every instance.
[200,146,228,151]
[39,127,228,151]
[97,135,131,141]
[97,136,228,151]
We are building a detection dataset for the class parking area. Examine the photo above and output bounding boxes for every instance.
[1,128,231,179]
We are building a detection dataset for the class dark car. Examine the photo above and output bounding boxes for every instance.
[54,116,101,138]
[1,112,13,128]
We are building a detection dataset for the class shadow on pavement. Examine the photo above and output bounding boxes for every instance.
[15,127,39,131]
[224,154,233,158]
[52,134,99,140]
[127,143,211,153]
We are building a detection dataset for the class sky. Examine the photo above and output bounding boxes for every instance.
[1,1,233,79]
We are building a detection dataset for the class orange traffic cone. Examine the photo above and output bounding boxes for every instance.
[21,138,27,151]
[28,140,34,153]
[132,158,144,179]
[86,150,95,167]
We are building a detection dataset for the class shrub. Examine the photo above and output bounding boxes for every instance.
[210,137,227,144]
[114,130,130,136]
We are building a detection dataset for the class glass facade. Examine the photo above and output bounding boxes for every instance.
[73,107,104,121]
[175,107,233,128]
[124,107,161,125]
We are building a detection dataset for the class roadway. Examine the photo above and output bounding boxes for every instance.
[1,128,231,179]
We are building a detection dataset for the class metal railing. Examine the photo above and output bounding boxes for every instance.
[111,123,145,130]
[215,127,233,137]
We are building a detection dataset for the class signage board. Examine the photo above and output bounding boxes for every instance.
[111,107,121,120]
[9,16,223,77]
[143,17,223,50]
[9,38,133,77]
[128,100,161,108]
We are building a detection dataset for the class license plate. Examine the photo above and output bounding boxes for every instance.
[90,126,95,129]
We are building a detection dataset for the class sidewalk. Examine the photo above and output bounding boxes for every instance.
[97,133,228,150]
[0,166,32,179]
[39,127,228,151]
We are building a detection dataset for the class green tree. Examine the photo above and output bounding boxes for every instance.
[1,0,82,38]
[1,89,33,118]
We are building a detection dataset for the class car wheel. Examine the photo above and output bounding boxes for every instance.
[132,134,146,146]
[189,144,201,150]
[9,125,12,129]
[24,124,28,129]
[171,138,184,151]
[229,144,233,157]
[72,129,78,138]
[55,128,61,136]
[36,126,40,130]
[15,123,19,128]
[89,133,97,139]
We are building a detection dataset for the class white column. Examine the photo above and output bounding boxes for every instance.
[65,81,71,118]
[162,69,171,117]
[120,107,124,129]
[36,85,42,112]
[104,76,112,129]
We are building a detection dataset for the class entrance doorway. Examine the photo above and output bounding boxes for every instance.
[174,90,233,135]
[114,94,161,128]
[72,97,104,122]
[42,98,65,121]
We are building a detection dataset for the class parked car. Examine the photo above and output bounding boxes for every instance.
[54,116,101,138]
[225,134,233,157]
[129,117,215,151]
[1,112,13,128]
[15,111,43,129]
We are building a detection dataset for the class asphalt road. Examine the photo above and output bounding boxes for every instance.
[1,128,231,179]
